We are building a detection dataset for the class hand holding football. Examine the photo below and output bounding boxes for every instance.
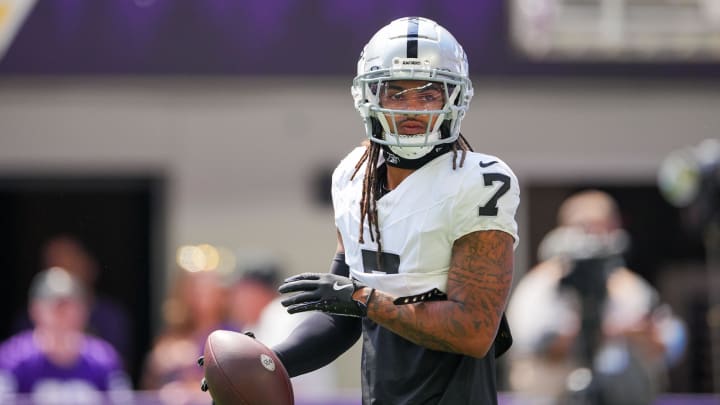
[202,330,294,405]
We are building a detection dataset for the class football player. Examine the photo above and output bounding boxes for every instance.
[205,16,520,405]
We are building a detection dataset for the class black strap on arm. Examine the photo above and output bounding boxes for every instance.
[394,287,513,358]
[272,253,361,377]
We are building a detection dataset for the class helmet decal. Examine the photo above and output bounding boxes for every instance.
[406,16,419,58]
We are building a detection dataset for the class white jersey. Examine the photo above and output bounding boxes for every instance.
[332,146,520,297]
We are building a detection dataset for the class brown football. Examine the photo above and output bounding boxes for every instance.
[203,330,294,405]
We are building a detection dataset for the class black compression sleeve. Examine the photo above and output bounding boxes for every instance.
[272,253,362,377]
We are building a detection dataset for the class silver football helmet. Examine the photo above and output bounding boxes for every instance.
[351,17,473,160]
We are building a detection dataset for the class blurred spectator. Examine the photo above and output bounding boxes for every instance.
[506,190,687,405]
[14,235,133,368]
[226,263,281,331]
[0,267,131,404]
[230,262,340,401]
[141,267,228,404]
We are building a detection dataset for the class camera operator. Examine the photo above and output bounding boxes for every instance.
[659,138,720,394]
[506,190,686,405]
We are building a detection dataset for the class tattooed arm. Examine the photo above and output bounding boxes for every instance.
[353,229,514,358]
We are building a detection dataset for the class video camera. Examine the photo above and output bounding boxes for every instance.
[539,225,646,405]
[539,225,629,361]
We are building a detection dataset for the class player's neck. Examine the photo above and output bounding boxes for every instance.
[386,165,415,190]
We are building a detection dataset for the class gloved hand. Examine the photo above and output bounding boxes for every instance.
[278,273,372,317]
[198,356,209,393]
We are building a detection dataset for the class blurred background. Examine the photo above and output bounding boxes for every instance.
[0,1,718,404]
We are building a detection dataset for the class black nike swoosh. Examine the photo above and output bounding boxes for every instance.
[478,160,498,168]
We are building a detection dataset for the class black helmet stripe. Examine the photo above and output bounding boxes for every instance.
[406,17,419,58]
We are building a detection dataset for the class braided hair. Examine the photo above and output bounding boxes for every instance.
[349,134,475,261]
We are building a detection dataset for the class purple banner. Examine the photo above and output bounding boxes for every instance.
[0,0,717,77]
[0,0,502,75]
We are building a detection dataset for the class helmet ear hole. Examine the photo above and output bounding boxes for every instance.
[371,117,383,138]
[440,121,451,139]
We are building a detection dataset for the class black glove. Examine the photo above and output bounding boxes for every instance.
[198,356,209,392]
[278,273,372,317]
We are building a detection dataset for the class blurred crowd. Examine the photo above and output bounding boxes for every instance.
[0,190,696,405]
[0,236,337,405]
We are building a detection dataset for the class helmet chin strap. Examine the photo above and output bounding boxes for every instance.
[385,131,441,160]
[382,143,452,170]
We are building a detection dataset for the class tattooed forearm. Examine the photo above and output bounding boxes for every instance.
[359,230,514,358]
[448,230,514,331]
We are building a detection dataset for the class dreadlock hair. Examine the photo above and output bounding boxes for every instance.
[349,133,475,268]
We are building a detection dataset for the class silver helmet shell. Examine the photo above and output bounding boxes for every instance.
[351,17,473,157]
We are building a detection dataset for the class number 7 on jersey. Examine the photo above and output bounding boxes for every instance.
[478,173,511,216]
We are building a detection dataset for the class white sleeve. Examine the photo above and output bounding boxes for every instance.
[451,161,520,247]
[331,146,366,222]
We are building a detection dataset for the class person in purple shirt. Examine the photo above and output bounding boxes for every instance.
[0,267,131,404]
[17,235,134,368]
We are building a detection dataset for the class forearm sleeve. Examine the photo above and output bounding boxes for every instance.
[272,253,362,377]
